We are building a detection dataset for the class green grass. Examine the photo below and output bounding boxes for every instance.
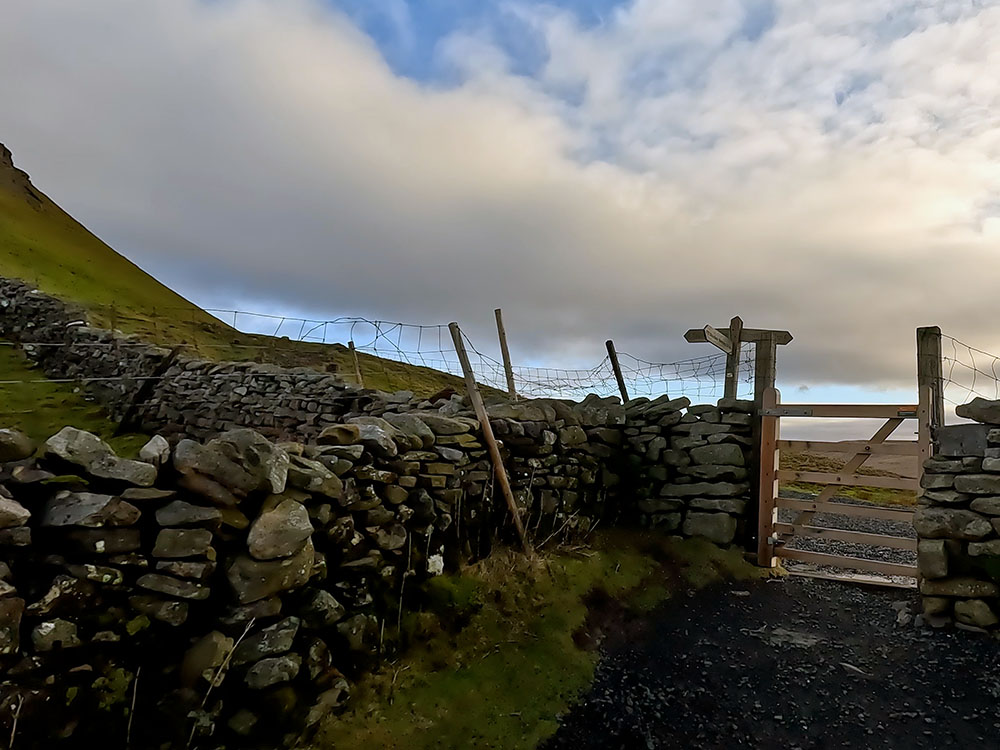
[0,345,148,456]
[0,164,473,398]
[780,452,917,507]
[313,532,771,750]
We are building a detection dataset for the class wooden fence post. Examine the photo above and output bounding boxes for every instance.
[917,326,944,483]
[605,340,630,404]
[724,315,743,400]
[756,386,780,566]
[450,322,532,554]
[753,332,778,405]
[494,308,517,398]
[348,341,365,388]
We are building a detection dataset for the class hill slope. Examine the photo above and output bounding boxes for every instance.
[0,143,467,395]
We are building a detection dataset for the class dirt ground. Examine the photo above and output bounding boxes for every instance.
[544,576,1000,749]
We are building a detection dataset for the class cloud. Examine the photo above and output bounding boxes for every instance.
[2,0,1000,396]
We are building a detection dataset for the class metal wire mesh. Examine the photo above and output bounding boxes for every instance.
[940,334,1000,408]
[0,305,762,404]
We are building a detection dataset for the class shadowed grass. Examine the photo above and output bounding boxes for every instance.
[313,532,772,750]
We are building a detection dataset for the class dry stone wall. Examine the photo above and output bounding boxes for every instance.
[0,277,759,744]
[916,398,1000,632]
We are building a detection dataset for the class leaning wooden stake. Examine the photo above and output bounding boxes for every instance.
[348,341,365,388]
[494,308,517,398]
[450,322,532,554]
[605,340,629,403]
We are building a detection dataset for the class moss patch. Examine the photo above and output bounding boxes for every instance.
[313,532,770,750]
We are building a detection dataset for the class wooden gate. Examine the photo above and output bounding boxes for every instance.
[756,388,927,578]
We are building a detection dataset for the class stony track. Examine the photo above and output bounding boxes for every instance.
[778,490,917,570]
[544,576,1000,749]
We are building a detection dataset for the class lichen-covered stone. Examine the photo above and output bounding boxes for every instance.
[917,539,948,579]
[247,499,313,560]
[226,539,315,603]
[954,599,999,628]
[913,508,993,540]
[682,512,737,544]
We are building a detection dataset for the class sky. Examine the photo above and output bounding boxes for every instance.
[3,0,1000,436]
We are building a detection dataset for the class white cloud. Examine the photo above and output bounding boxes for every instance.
[2,0,1000,397]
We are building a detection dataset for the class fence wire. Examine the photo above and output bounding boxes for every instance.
[940,334,1000,408]
[0,304,762,404]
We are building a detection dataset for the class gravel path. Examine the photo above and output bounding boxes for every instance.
[544,577,1000,749]
[778,490,917,572]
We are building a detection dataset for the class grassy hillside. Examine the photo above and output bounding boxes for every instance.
[0,143,468,396]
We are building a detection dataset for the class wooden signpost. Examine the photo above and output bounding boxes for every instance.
[683,317,792,402]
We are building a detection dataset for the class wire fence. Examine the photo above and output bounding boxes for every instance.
[0,303,759,404]
[940,334,1000,411]
[203,308,755,402]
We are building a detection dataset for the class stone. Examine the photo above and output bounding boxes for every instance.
[356,424,398,458]
[0,429,35,462]
[248,499,314,560]
[45,427,156,486]
[922,597,951,617]
[301,590,346,629]
[637,498,684,514]
[680,465,749,482]
[305,683,351,726]
[919,577,999,598]
[182,631,234,687]
[924,457,981,474]
[374,524,407,551]
[954,474,1000,495]
[220,597,282,627]
[138,435,171,468]
[174,429,288,500]
[121,488,176,502]
[287,456,344,499]
[917,539,948,579]
[41,492,140,528]
[661,449,691,468]
[718,397,755,413]
[0,597,24,654]
[227,539,315,603]
[245,654,301,689]
[65,563,124,585]
[32,619,80,651]
[920,473,954,490]
[153,529,215,559]
[689,497,747,514]
[559,426,588,447]
[317,424,362,445]
[413,413,471,435]
[0,528,30,546]
[913,508,993,540]
[383,413,436,448]
[955,397,1000,424]
[155,501,222,527]
[137,573,210,600]
[337,613,378,654]
[954,599,999,628]
[682,512,737,544]
[232,617,300,666]
[67,529,142,555]
[970,497,1000,516]
[228,710,259,737]
[689,444,744,466]
[156,560,216,580]
[661,482,748,498]
[921,490,972,505]
[967,540,1000,556]
[0,496,30,529]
